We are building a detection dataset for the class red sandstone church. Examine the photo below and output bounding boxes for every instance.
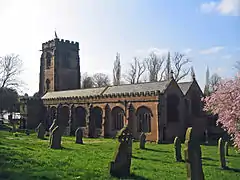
[21,37,209,143]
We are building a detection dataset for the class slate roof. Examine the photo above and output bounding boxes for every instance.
[41,87,107,99]
[102,81,170,95]
[177,81,193,95]
[41,80,194,100]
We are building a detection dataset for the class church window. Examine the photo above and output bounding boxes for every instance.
[136,106,152,133]
[46,79,50,91]
[111,106,124,130]
[46,52,52,69]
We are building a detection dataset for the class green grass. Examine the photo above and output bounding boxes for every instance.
[0,130,240,180]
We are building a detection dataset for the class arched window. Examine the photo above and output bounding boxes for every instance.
[75,106,86,127]
[46,79,50,91]
[111,106,124,130]
[167,94,180,122]
[58,106,69,126]
[91,107,102,129]
[136,106,152,133]
[46,52,51,69]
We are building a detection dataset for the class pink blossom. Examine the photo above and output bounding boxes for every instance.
[203,75,240,149]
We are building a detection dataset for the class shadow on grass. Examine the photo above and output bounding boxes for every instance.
[203,163,218,167]
[229,154,240,158]
[144,148,169,153]
[202,157,218,162]
[128,173,149,180]
[132,155,170,163]
[60,146,75,151]
[222,167,240,173]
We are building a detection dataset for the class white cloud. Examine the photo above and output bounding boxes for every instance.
[200,0,240,16]
[183,48,192,55]
[135,47,170,58]
[200,46,224,55]
[201,1,218,13]
[147,47,170,56]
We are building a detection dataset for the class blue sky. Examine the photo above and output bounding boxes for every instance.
[0,0,239,95]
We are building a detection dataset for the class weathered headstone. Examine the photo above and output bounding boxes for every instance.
[225,141,229,156]
[139,132,146,149]
[109,126,133,178]
[184,127,204,180]
[64,126,71,136]
[36,123,45,139]
[174,136,182,162]
[75,127,83,144]
[218,138,227,169]
[25,129,30,136]
[50,126,65,149]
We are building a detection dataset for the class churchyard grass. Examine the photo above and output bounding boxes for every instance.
[0,130,240,180]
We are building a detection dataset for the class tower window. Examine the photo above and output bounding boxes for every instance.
[46,52,52,69]
[46,79,50,91]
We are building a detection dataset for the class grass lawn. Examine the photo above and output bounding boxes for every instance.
[0,130,240,180]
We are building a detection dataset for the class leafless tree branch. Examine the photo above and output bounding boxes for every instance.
[92,73,110,87]
[145,52,164,82]
[124,57,146,84]
[209,73,221,92]
[171,52,191,82]
[0,54,24,90]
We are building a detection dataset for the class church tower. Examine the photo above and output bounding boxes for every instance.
[39,34,81,96]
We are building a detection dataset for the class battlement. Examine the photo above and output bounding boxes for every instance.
[42,38,79,50]
[59,39,79,46]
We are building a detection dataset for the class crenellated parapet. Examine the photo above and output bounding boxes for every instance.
[42,38,79,50]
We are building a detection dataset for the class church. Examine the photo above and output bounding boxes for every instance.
[28,36,208,143]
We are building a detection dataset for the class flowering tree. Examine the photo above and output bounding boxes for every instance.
[203,75,240,149]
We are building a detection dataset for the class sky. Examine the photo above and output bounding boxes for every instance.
[0,0,239,95]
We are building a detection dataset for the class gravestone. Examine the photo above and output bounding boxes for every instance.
[25,129,30,136]
[109,126,133,178]
[218,138,227,169]
[184,127,204,180]
[225,141,229,156]
[50,126,65,149]
[36,123,45,139]
[139,132,146,149]
[64,126,71,136]
[75,127,83,144]
[174,136,182,162]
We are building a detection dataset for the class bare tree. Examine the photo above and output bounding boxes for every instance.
[92,73,110,87]
[0,54,24,89]
[209,73,221,92]
[113,52,121,86]
[123,57,146,84]
[145,52,165,82]
[82,73,94,89]
[171,52,191,82]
